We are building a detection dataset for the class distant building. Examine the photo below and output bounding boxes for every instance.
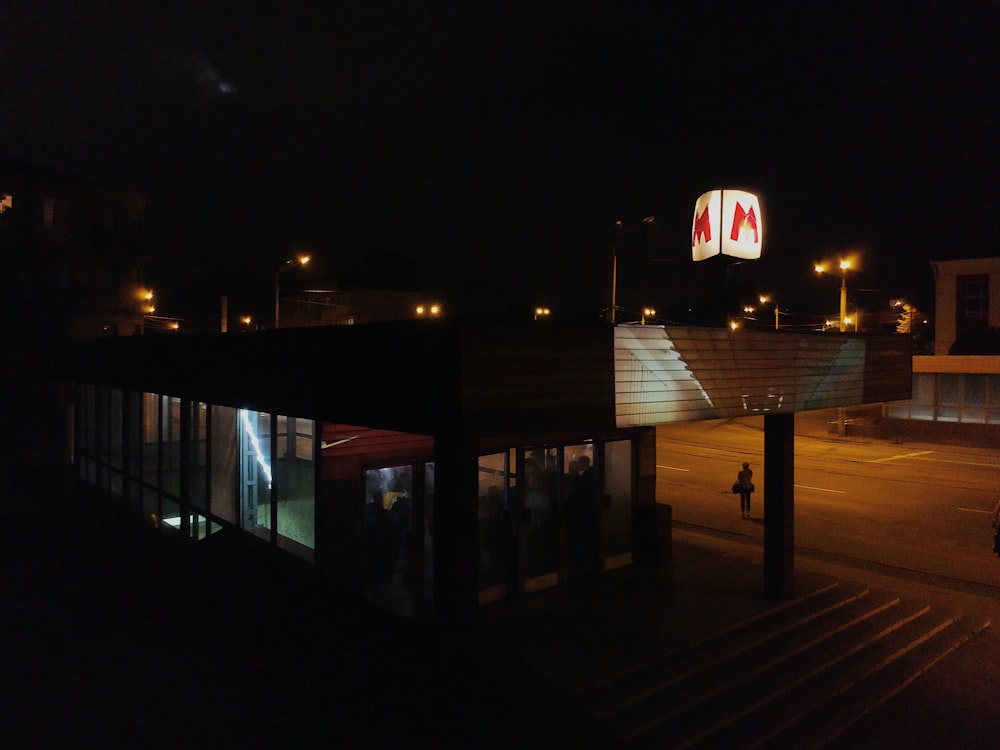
[883,257,1000,445]
[0,159,152,339]
[930,257,1000,355]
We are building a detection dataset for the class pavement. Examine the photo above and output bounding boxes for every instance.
[3,466,1000,749]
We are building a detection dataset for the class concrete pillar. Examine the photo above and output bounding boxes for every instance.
[763,412,795,599]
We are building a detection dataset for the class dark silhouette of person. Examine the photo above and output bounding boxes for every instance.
[737,461,754,518]
[567,454,600,571]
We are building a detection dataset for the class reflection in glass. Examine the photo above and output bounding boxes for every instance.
[364,465,414,616]
[478,452,509,602]
[210,405,238,524]
[523,447,559,589]
[604,439,633,568]
[276,415,316,560]
[564,443,599,579]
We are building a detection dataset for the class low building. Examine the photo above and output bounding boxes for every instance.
[60,320,911,624]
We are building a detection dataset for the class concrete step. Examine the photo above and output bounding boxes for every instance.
[574,583,988,749]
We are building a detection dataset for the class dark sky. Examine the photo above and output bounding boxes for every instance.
[3,2,997,325]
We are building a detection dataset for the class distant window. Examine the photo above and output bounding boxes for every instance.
[956,274,988,337]
[43,197,55,229]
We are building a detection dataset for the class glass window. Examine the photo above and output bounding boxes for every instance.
[160,395,182,498]
[189,402,208,510]
[276,415,316,560]
[990,376,1000,410]
[210,405,238,524]
[127,391,142,480]
[564,443,599,579]
[423,462,435,605]
[142,392,159,490]
[523,447,559,590]
[109,388,124,471]
[364,464,414,615]
[238,408,272,539]
[885,401,910,419]
[964,375,987,409]
[478,452,510,603]
[937,375,959,408]
[911,373,934,406]
[604,439,633,567]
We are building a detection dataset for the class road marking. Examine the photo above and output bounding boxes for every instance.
[869,450,934,463]
[656,464,691,472]
[794,483,846,494]
[957,507,994,514]
[910,456,1000,469]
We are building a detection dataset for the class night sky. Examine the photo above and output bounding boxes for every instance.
[3,2,997,326]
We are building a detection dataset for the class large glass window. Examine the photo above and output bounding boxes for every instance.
[160,395,182,498]
[189,402,208,510]
[109,388,124,498]
[936,375,960,422]
[141,392,159,491]
[210,405,238,524]
[238,408,272,539]
[604,439,633,568]
[478,452,510,603]
[364,464,414,615]
[523,447,559,591]
[276,415,316,560]
[564,443,599,579]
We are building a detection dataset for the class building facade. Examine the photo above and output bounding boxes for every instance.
[62,320,911,623]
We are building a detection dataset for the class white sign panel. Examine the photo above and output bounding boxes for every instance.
[691,189,763,261]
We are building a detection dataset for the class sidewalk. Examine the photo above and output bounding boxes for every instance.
[3,473,999,748]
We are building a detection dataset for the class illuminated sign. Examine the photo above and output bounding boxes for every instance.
[691,189,763,261]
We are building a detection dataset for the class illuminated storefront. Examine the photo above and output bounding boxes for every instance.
[65,319,911,623]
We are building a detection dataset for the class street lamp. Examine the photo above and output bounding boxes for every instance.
[274,255,310,329]
[815,259,852,332]
[758,294,780,330]
[534,306,551,321]
[609,215,655,324]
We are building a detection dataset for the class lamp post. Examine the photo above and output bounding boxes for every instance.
[758,295,780,330]
[274,255,310,329]
[815,259,852,332]
[609,216,655,324]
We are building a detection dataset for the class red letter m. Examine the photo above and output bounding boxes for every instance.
[692,206,712,246]
[729,202,759,243]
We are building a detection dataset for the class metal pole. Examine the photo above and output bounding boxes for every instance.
[839,272,847,332]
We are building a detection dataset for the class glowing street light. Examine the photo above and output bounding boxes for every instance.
[815,258,853,332]
[758,294,780,330]
[415,303,442,317]
[534,306,551,321]
[641,307,656,325]
[274,254,310,329]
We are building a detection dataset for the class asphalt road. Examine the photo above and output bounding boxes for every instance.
[655,415,1000,593]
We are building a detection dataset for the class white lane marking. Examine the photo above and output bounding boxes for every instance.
[794,484,846,494]
[957,507,994,514]
[656,464,691,472]
[869,450,934,463]
[910,456,1000,469]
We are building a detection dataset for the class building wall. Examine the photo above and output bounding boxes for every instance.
[931,257,1000,355]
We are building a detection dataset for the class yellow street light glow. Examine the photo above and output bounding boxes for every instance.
[730,320,740,330]
[415,305,425,315]
[429,304,440,315]
[297,255,311,266]
[643,307,656,317]
[839,259,851,271]
[758,294,770,304]
[242,316,252,325]
[170,322,180,330]
[743,306,754,314]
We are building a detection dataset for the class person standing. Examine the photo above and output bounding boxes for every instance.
[737,461,754,518]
